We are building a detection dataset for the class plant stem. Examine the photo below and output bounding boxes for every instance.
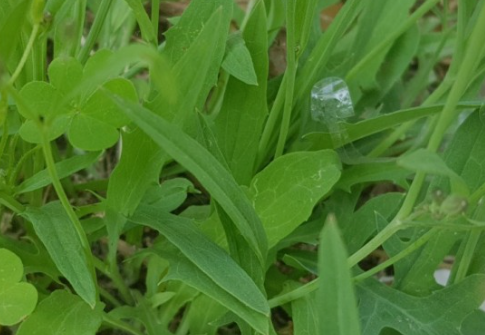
[78,0,114,64]
[93,256,134,305]
[0,191,25,213]
[8,24,40,86]
[353,228,437,282]
[102,313,145,335]
[151,0,159,42]
[274,0,297,158]
[346,0,440,82]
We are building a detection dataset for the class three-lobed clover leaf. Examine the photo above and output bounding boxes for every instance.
[0,248,38,326]
[17,52,138,150]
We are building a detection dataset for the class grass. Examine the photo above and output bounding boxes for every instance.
[1,0,485,334]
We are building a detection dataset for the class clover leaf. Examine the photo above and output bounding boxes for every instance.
[0,248,38,326]
[17,54,138,150]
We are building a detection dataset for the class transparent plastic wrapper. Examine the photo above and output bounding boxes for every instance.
[301,77,355,148]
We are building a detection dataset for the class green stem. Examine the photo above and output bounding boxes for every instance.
[347,219,403,267]
[41,134,98,301]
[452,231,480,283]
[345,0,440,82]
[10,145,41,188]
[0,191,25,213]
[78,0,114,64]
[274,0,297,158]
[151,0,159,42]
[353,228,436,282]
[257,76,286,166]
[102,313,145,335]
[8,24,40,86]
[93,256,133,305]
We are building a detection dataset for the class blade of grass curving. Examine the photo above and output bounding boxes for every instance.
[130,205,269,316]
[302,102,483,150]
[105,93,268,264]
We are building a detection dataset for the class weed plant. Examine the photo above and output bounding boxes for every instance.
[1,0,485,334]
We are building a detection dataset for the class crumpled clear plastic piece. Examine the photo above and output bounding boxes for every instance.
[310,77,354,125]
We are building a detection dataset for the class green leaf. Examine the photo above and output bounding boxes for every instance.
[215,0,268,185]
[336,161,410,192]
[357,275,485,335]
[16,151,102,194]
[185,295,228,335]
[22,202,97,307]
[18,115,70,144]
[130,206,270,333]
[250,150,341,247]
[106,94,268,264]
[16,290,103,335]
[82,78,136,127]
[0,0,29,70]
[398,148,466,187]
[68,114,119,151]
[142,178,195,212]
[318,215,361,335]
[107,128,164,215]
[48,56,84,97]
[222,33,258,85]
[18,82,67,120]
[289,282,319,335]
[163,0,232,64]
[0,249,38,326]
[123,0,157,45]
[300,102,483,150]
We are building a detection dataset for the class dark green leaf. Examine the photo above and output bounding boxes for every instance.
[318,215,361,335]
[16,151,102,194]
[357,275,485,335]
[106,94,268,264]
[22,202,97,307]
[16,290,103,335]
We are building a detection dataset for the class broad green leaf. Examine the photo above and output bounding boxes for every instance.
[357,275,485,335]
[222,33,258,85]
[215,0,268,185]
[250,150,341,247]
[68,77,137,150]
[0,249,38,326]
[16,290,103,335]
[398,148,466,189]
[82,78,136,127]
[18,115,70,144]
[106,94,268,264]
[336,161,410,192]
[48,56,84,97]
[22,202,97,307]
[130,206,270,334]
[161,252,269,335]
[152,5,231,124]
[142,178,195,212]
[16,151,102,194]
[318,216,361,335]
[68,114,119,151]
[0,0,29,68]
[18,82,67,120]
[107,128,164,215]
[163,0,232,64]
[185,295,229,335]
